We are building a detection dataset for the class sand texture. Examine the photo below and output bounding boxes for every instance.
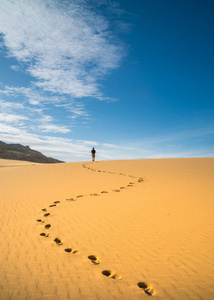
[0,158,214,300]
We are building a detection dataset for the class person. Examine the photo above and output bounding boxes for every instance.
[91,147,96,161]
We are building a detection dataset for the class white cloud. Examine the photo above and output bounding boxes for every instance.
[0,113,28,123]
[38,124,70,133]
[102,143,136,150]
[0,86,58,105]
[0,98,24,110]
[0,0,124,99]
[77,140,99,146]
[0,97,71,135]
[0,124,26,135]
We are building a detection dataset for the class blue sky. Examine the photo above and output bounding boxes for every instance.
[0,0,213,162]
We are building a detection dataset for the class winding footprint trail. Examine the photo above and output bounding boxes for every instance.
[36,161,156,296]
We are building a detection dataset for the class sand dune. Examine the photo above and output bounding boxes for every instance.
[0,158,214,299]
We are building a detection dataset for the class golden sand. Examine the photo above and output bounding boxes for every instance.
[0,158,214,299]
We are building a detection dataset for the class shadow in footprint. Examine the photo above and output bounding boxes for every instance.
[138,178,144,182]
[102,270,122,280]
[64,248,80,254]
[49,204,56,207]
[101,191,108,194]
[113,189,120,192]
[40,233,49,237]
[138,282,156,296]
[44,213,50,217]
[54,237,63,245]
[88,255,101,265]
[76,195,83,198]
[45,224,51,229]
[42,208,47,212]
[36,219,45,223]
[54,201,60,204]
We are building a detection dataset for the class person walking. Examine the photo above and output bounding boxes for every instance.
[91,147,96,161]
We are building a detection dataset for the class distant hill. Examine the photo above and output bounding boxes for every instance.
[0,141,64,163]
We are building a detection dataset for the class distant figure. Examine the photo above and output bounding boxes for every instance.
[91,147,96,161]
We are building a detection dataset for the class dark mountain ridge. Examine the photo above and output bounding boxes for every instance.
[0,141,64,163]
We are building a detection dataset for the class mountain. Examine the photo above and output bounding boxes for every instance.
[0,141,64,163]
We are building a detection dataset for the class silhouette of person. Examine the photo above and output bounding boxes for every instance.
[91,147,96,161]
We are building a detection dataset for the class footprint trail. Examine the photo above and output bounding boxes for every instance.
[36,161,155,296]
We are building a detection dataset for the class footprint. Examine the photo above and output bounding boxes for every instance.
[36,219,45,223]
[101,191,108,194]
[88,255,101,265]
[49,204,56,207]
[127,184,134,187]
[40,233,50,237]
[113,189,120,192]
[44,213,50,217]
[54,237,63,245]
[76,195,83,198]
[66,198,76,201]
[42,208,47,212]
[138,282,156,296]
[138,178,144,182]
[102,270,122,280]
[120,187,126,189]
[45,224,51,229]
[90,193,99,196]
[64,248,80,254]
[112,273,122,280]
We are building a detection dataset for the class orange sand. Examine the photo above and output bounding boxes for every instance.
[0,158,214,299]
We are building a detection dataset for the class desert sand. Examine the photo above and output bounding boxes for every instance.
[0,157,214,300]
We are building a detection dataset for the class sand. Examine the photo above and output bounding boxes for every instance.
[0,157,214,300]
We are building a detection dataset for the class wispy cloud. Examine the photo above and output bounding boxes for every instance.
[0,0,124,99]
[0,0,126,156]
[0,96,71,134]
[0,113,28,123]
[38,124,70,133]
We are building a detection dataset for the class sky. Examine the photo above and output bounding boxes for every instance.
[0,0,213,162]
